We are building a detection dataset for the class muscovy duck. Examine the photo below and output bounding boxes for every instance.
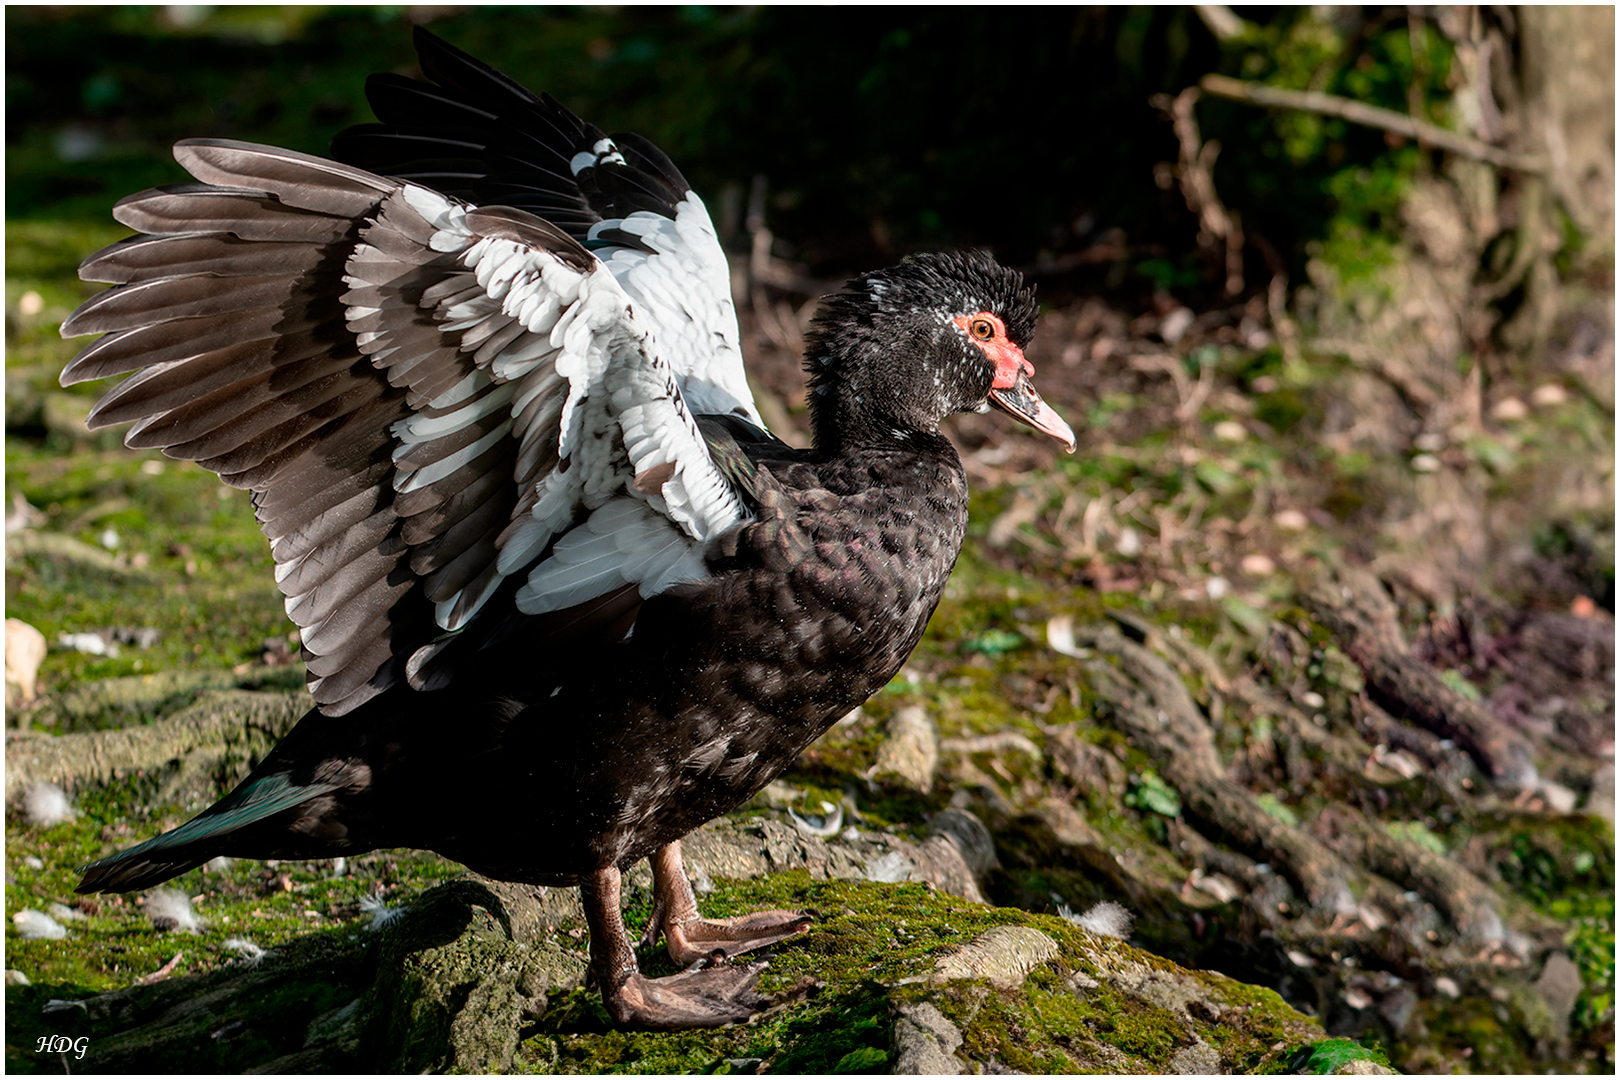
[61,27,1075,1028]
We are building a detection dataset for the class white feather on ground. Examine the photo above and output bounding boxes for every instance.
[145,889,203,933]
[221,938,269,965]
[24,782,74,826]
[44,902,84,923]
[1061,900,1135,940]
[360,892,403,932]
[13,909,66,940]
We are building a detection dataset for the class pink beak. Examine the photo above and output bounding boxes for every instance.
[988,370,1076,452]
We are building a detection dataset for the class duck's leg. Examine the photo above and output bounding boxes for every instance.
[641,840,813,966]
[581,863,768,1028]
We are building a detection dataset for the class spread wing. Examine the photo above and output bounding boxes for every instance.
[332,26,760,427]
[61,138,764,716]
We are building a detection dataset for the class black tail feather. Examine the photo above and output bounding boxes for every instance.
[75,772,341,894]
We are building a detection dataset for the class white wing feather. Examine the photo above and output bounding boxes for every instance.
[353,185,755,630]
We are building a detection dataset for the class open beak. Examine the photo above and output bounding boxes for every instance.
[988,370,1076,452]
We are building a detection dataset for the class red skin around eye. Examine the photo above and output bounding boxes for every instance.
[954,312,1033,389]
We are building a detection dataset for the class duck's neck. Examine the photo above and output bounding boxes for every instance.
[804,353,949,458]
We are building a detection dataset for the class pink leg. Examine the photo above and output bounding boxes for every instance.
[640,840,813,966]
[581,863,769,1029]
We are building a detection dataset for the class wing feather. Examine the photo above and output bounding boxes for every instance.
[61,31,782,714]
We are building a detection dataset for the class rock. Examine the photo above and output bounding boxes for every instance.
[1533,952,1583,1042]
[5,618,46,708]
[908,833,987,903]
[929,808,997,878]
[363,879,587,1073]
[893,1001,965,1074]
[1333,1059,1397,1075]
[1168,1040,1222,1073]
[873,705,939,792]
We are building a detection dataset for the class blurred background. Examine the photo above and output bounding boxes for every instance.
[5,6,1613,1074]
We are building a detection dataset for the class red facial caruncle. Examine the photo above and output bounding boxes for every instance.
[955,310,1076,452]
[954,312,1032,389]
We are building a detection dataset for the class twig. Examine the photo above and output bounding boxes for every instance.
[1198,73,1546,173]
[1155,88,1245,297]
[1194,5,1249,43]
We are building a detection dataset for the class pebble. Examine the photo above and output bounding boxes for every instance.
[1530,383,1568,407]
[1160,307,1195,343]
[5,619,47,705]
[1240,553,1276,576]
[1491,397,1527,421]
[1213,420,1248,442]
[1410,454,1441,473]
[1413,432,1446,452]
[1273,509,1309,531]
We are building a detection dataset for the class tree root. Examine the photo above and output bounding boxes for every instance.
[6,689,309,801]
[1081,623,1363,917]
[1302,564,1540,788]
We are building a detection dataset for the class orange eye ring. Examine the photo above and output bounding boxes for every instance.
[969,317,995,341]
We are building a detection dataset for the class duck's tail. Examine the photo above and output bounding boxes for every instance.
[76,773,340,894]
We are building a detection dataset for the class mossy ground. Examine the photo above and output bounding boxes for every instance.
[4,765,466,1072]
[520,873,1321,1074]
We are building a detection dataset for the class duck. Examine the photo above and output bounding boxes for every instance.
[61,26,1075,1029]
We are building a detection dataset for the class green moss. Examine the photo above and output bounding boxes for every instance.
[1290,1036,1389,1073]
[6,444,293,701]
[5,764,462,1006]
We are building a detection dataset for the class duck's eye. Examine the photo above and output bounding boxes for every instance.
[969,317,995,341]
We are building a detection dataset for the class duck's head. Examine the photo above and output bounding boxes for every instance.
[803,250,1075,453]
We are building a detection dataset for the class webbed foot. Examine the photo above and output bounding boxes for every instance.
[582,860,793,1029]
[600,961,769,1029]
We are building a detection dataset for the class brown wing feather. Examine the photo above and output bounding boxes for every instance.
[60,142,509,715]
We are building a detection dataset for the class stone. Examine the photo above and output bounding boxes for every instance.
[1534,951,1583,1041]
[1168,1040,1222,1074]
[892,1001,965,1074]
[5,619,47,708]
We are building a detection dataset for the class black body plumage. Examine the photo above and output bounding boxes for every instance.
[62,28,1074,1028]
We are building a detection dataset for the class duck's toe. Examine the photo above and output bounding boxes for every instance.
[663,908,814,966]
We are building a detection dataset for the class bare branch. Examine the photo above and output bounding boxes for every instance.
[1198,73,1547,173]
